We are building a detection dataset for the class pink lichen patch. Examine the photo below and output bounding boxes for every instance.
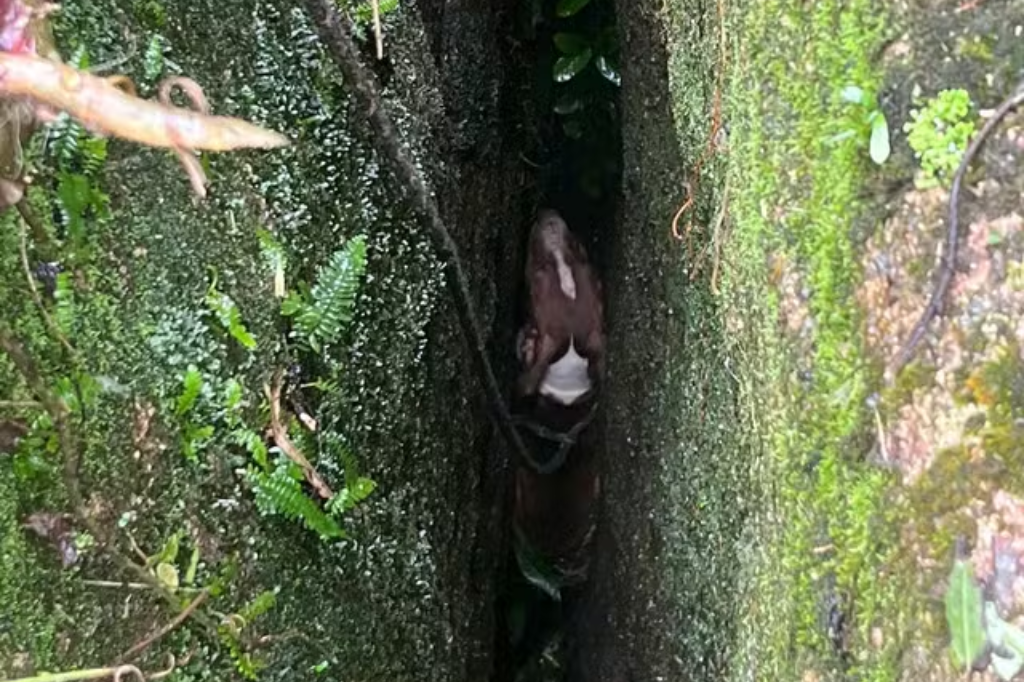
[858,186,947,362]
[971,491,1024,620]
[858,126,1024,483]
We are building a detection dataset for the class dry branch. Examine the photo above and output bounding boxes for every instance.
[887,83,1024,383]
[265,369,333,499]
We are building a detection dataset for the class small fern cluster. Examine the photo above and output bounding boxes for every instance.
[281,235,367,353]
[218,589,278,680]
[246,462,346,541]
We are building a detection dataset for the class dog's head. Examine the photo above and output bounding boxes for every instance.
[517,210,605,405]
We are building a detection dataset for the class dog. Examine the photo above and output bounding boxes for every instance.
[515,208,606,405]
[511,209,606,588]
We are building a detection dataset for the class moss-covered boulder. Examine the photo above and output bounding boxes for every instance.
[0,1,527,680]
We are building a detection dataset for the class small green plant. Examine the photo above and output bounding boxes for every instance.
[173,365,216,462]
[833,85,890,165]
[205,270,258,350]
[247,460,347,541]
[551,29,619,87]
[218,589,278,680]
[346,0,400,42]
[281,235,367,353]
[904,88,976,188]
[224,379,375,543]
[945,556,1024,679]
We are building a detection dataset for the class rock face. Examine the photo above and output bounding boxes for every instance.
[0,1,526,680]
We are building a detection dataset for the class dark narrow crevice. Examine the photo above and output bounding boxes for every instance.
[486,0,623,680]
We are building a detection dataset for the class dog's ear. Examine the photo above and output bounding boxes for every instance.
[516,332,558,398]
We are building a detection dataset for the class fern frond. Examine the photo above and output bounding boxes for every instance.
[239,590,277,623]
[247,468,346,541]
[143,34,166,82]
[284,235,367,352]
[326,477,376,516]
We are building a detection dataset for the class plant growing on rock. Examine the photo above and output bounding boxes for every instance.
[945,556,1024,680]
[835,85,891,165]
[904,88,976,188]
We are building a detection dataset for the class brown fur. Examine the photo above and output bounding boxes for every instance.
[515,209,606,401]
[512,209,607,582]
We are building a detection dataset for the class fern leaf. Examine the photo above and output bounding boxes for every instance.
[240,590,277,623]
[248,468,346,541]
[143,34,166,82]
[176,365,203,416]
[354,0,399,23]
[283,235,367,351]
[327,477,376,516]
[306,235,367,346]
[205,280,258,350]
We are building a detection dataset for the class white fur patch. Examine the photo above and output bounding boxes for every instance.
[539,221,577,300]
[554,252,577,300]
[539,338,591,405]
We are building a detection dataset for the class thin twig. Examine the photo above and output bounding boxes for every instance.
[119,590,210,663]
[18,226,77,359]
[81,579,203,593]
[145,654,179,681]
[265,369,333,499]
[1,665,145,682]
[299,0,533,470]
[886,83,1024,384]
[708,177,731,295]
[371,0,384,60]
[671,0,728,248]
[873,404,889,464]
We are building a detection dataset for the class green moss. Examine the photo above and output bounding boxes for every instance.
[2,0,505,679]
[904,89,977,189]
[718,0,916,679]
[955,35,995,63]
[0,468,59,677]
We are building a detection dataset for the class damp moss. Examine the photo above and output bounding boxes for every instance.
[955,34,996,63]
[2,0,510,679]
[901,341,1024,574]
[716,0,915,679]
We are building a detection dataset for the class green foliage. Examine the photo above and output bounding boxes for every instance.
[346,0,400,42]
[326,475,376,515]
[241,589,278,622]
[205,272,258,350]
[52,273,75,336]
[551,28,618,86]
[535,0,620,199]
[174,365,215,462]
[942,559,1024,679]
[142,34,166,83]
[556,0,592,18]
[835,85,890,165]
[217,590,278,681]
[721,0,913,679]
[352,0,399,23]
[282,236,367,353]
[247,464,346,541]
[55,171,111,250]
[904,88,976,188]
[176,366,204,417]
